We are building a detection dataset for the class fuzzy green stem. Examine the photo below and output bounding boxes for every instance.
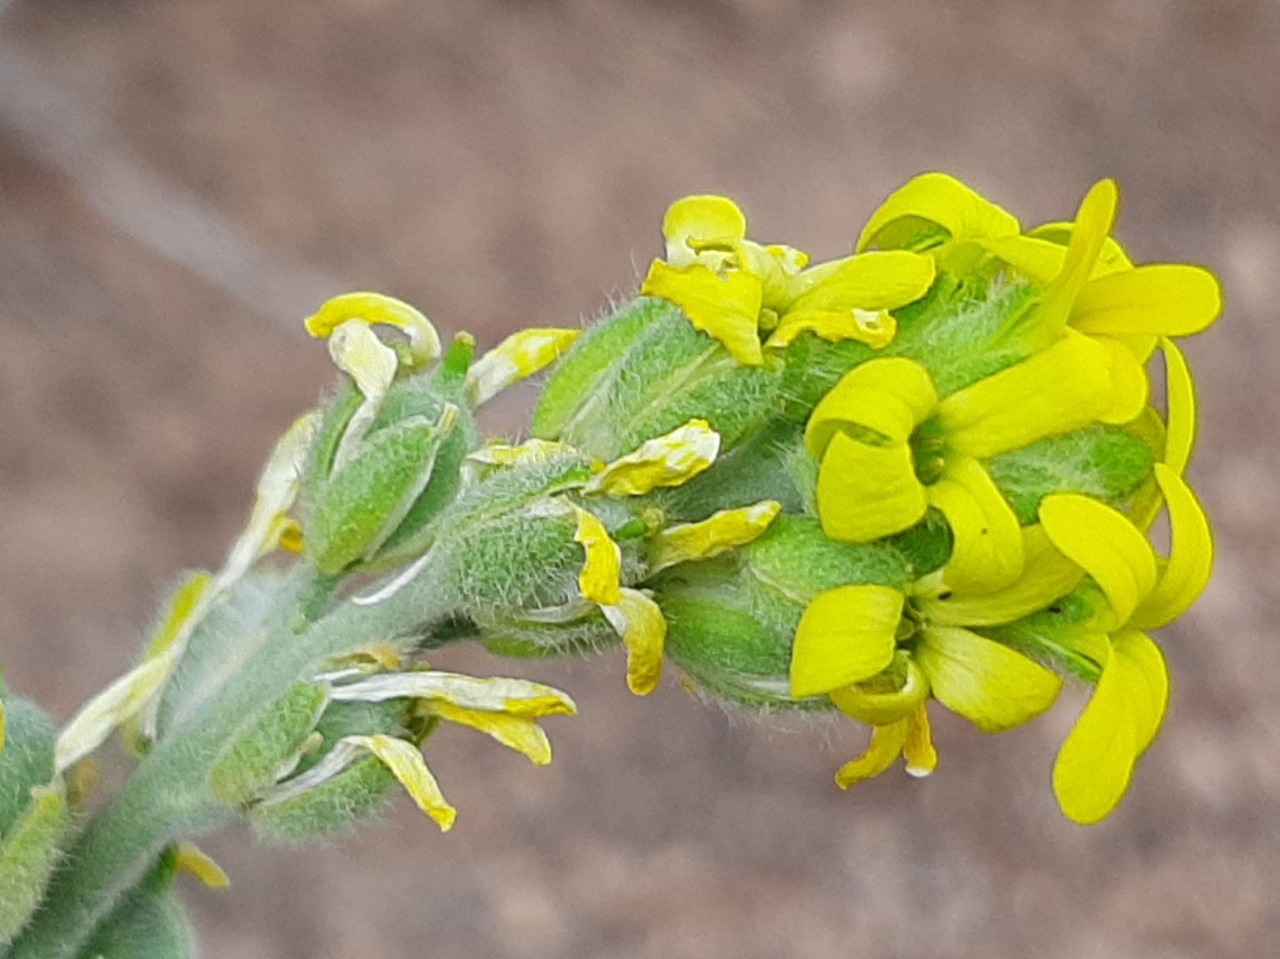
[8,560,459,959]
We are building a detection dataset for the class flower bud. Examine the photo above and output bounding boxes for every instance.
[0,685,56,839]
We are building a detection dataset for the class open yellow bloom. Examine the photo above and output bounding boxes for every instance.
[1038,463,1213,823]
[805,334,1127,594]
[640,195,935,365]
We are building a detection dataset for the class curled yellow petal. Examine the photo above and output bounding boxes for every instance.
[662,195,747,267]
[1073,264,1222,338]
[428,701,553,766]
[648,500,782,572]
[174,842,230,889]
[466,328,582,406]
[927,457,1025,594]
[790,584,904,698]
[343,734,456,831]
[806,357,938,456]
[1028,179,1119,343]
[586,419,720,496]
[1052,631,1168,824]
[640,260,764,365]
[1161,338,1196,476]
[305,292,441,368]
[602,588,668,695]
[916,626,1062,733]
[572,505,622,605]
[856,173,1020,252]
[817,432,928,543]
[1097,335,1150,426]
[902,705,938,778]
[835,720,909,788]
[829,656,930,726]
[1039,493,1158,627]
[1130,464,1214,629]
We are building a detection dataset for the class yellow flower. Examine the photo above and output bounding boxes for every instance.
[640,195,935,365]
[1037,462,1212,823]
[804,333,1129,594]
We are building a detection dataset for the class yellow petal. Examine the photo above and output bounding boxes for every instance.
[586,419,720,496]
[1161,338,1196,476]
[816,432,928,543]
[1073,265,1222,338]
[902,705,939,777]
[1039,493,1158,626]
[1130,464,1214,629]
[1052,631,1168,824]
[662,195,748,267]
[466,328,582,406]
[806,357,938,456]
[1029,180,1120,343]
[640,260,764,365]
[790,585,905,698]
[601,588,668,696]
[173,842,231,889]
[937,331,1116,459]
[767,308,897,350]
[429,701,553,765]
[785,250,936,312]
[979,234,1071,284]
[328,319,398,404]
[572,505,622,605]
[916,626,1062,732]
[328,670,577,718]
[856,173,1020,252]
[305,292,441,368]
[829,656,930,725]
[834,720,909,787]
[648,500,782,572]
[1097,335,1150,425]
[343,734,456,831]
[917,524,1084,626]
[1027,222,1134,275]
[927,457,1025,594]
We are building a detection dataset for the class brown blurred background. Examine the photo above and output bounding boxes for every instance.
[1,1,1278,957]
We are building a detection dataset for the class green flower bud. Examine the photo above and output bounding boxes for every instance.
[249,751,396,844]
[208,683,329,807]
[0,786,70,945]
[532,298,784,461]
[0,690,57,839]
[79,848,196,959]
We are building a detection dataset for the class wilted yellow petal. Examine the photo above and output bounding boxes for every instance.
[790,584,904,698]
[902,706,938,778]
[648,500,782,572]
[1039,492,1158,626]
[767,308,898,350]
[174,842,230,889]
[468,438,579,468]
[328,670,576,718]
[1130,464,1214,629]
[917,525,1084,627]
[663,195,748,267]
[305,292,441,368]
[141,572,216,660]
[937,332,1116,459]
[429,701,553,765]
[587,419,720,496]
[835,720,909,787]
[829,657,930,725]
[342,735,456,831]
[927,457,1025,594]
[806,357,939,456]
[601,588,668,696]
[1052,631,1167,824]
[1161,338,1196,476]
[917,626,1062,732]
[572,505,622,605]
[466,328,582,406]
[856,173,1020,252]
[328,319,399,403]
[817,432,928,543]
[1073,265,1222,338]
[640,260,765,365]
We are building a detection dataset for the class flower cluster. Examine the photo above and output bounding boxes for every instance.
[521,173,1219,824]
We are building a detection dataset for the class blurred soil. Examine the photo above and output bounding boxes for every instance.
[2,1,1279,957]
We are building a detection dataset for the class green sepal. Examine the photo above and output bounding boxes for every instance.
[477,611,616,658]
[75,847,195,959]
[0,694,57,838]
[209,683,329,806]
[307,415,454,574]
[986,425,1156,525]
[0,785,71,944]
[533,298,784,461]
[989,582,1110,684]
[249,754,397,845]
[295,699,409,775]
[884,508,954,578]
